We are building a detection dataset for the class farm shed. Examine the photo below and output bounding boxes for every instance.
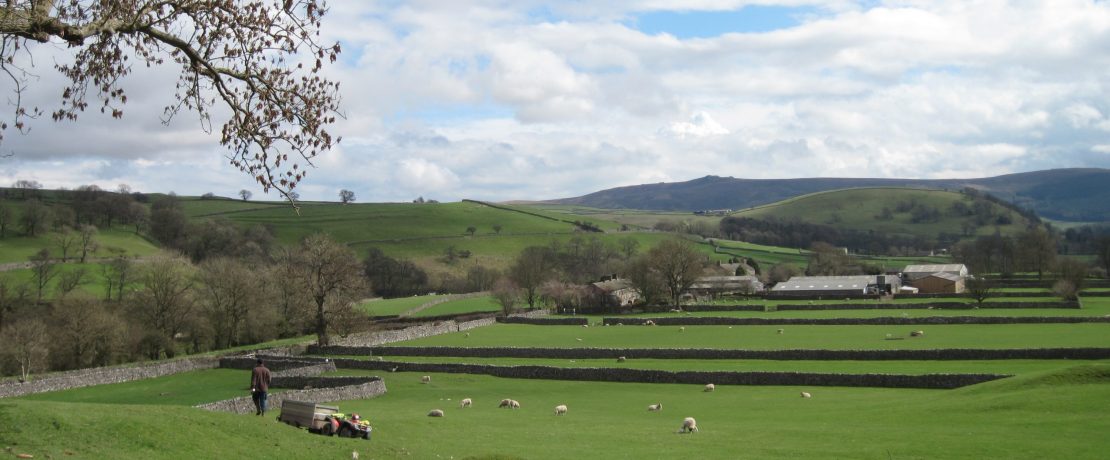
[902,264,968,281]
[770,275,900,296]
[910,272,966,294]
[689,276,764,297]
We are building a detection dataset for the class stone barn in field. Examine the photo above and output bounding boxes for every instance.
[587,278,640,307]
[688,276,764,299]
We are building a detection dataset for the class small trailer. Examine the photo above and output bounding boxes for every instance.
[278,400,372,440]
[278,400,339,433]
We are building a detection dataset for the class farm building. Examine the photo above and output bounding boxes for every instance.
[587,278,639,307]
[902,264,968,281]
[770,275,901,296]
[902,264,968,294]
[909,272,966,294]
[688,276,764,297]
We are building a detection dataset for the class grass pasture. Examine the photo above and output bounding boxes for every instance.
[410,295,502,317]
[20,369,254,406]
[356,294,449,317]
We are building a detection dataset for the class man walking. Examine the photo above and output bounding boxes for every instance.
[250,358,272,416]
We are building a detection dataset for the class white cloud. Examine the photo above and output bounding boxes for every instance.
[394,158,461,192]
[666,111,729,138]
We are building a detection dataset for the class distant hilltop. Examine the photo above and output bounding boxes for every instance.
[545,168,1110,222]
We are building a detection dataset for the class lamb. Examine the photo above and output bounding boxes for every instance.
[510,399,521,409]
[554,404,568,415]
[678,417,699,433]
[801,391,812,398]
[428,409,445,417]
[499,398,512,408]
[421,375,431,384]
[647,403,663,412]
[617,356,626,362]
[460,398,472,408]
[910,330,925,337]
[704,383,715,392]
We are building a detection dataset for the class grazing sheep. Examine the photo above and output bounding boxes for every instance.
[704,383,715,392]
[375,356,384,361]
[678,417,699,433]
[648,403,663,412]
[353,451,359,460]
[910,330,924,337]
[576,338,583,342]
[582,324,589,328]
[801,391,812,398]
[428,409,445,417]
[645,320,656,326]
[499,398,512,408]
[617,356,627,362]
[510,400,521,409]
[554,404,568,415]
[460,398,472,408]
[679,326,686,332]
[421,375,431,384]
[465,332,470,338]
[728,326,733,329]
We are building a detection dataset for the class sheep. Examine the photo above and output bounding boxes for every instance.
[645,320,656,326]
[617,356,626,363]
[465,332,470,338]
[678,417,699,433]
[460,398,472,408]
[582,324,589,328]
[352,451,359,460]
[679,326,686,332]
[801,391,812,398]
[910,330,925,337]
[554,404,568,416]
[648,403,663,412]
[428,409,445,417]
[499,398,512,408]
[421,375,431,384]
[510,399,521,409]
[576,338,583,342]
[375,356,384,361]
[704,383,715,392]
[777,328,784,334]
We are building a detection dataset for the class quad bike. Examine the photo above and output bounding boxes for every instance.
[320,413,372,440]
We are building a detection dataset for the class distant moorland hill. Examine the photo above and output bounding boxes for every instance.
[547,168,1110,222]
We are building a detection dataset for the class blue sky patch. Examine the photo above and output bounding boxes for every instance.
[628,5,816,38]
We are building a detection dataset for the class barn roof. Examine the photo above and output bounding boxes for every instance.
[903,264,967,274]
[771,275,877,292]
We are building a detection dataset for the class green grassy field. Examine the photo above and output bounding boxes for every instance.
[410,296,502,317]
[730,187,1034,239]
[0,227,159,264]
[390,323,1110,350]
[20,369,254,406]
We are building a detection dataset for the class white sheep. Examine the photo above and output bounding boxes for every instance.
[648,403,663,412]
[510,399,521,409]
[645,320,656,326]
[498,398,512,408]
[460,398,472,408]
[421,375,431,384]
[576,338,583,342]
[582,324,589,328]
[910,330,924,337]
[428,409,445,417]
[678,417,699,433]
[777,328,784,334]
[617,356,626,362]
[704,383,715,392]
[679,326,686,332]
[554,404,568,416]
[801,392,812,398]
[465,332,470,338]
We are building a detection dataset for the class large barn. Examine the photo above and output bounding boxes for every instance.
[903,264,969,294]
[770,275,900,297]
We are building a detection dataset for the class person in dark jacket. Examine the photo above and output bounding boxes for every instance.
[250,359,272,416]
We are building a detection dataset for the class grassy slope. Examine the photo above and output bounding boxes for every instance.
[5,367,1106,459]
[392,323,1110,350]
[0,227,159,265]
[730,187,1034,239]
[20,369,253,406]
[410,296,502,318]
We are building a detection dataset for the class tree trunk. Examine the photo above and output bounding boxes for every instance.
[315,296,329,346]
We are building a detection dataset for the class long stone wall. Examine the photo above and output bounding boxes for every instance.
[323,313,506,347]
[775,301,1080,311]
[497,316,588,325]
[0,357,219,399]
[195,378,387,414]
[331,346,1110,361]
[602,316,1110,326]
[332,359,1006,389]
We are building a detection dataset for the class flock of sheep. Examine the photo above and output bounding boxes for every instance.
[418,374,813,433]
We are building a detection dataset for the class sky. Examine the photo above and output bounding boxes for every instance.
[2,0,1109,203]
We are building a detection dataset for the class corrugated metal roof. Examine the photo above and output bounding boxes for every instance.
[771,275,876,292]
[903,264,967,274]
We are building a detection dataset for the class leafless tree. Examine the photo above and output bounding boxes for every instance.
[509,246,555,308]
[100,255,132,302]
[271,248,311,337]
[11,179,42,199]
[624,254,663,306]
[129,253,195,353]
[290,233,365,346]
[1016,226,1057,280]
[78,224,97,263]
[1,1,342,198]
[0,318,49,381]
[49,294,124,370]
[0,204,11,237]
[19,198,47,236]
[51,225,77,262]
[491,277,519,315]
[196,257,262,348]
[649,239,705,308]
[965,276,994,305]
[492,224,502,234]
[238,189,253,201]
[55,266,87,298]
[339,189,355,204]
[28,248,56,302]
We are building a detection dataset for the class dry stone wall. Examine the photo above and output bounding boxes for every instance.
[602,316,1110,326]
[0,357,219,399]
[775,301,1080,310]
[195,378,386,414]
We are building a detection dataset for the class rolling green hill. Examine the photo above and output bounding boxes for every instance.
[728,187,1035,240]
